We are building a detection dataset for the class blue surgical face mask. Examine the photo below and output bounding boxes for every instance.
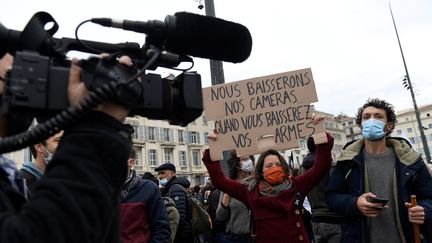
[160,178,168,187]
[41,145,54,165]
[241,159,254,172]
[362,118,386,141]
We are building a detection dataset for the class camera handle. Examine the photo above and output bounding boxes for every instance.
[0,51,161,154]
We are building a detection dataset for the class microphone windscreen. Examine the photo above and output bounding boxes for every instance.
[164,12,252,63]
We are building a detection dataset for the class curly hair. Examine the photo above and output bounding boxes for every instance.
[355,98,397,135]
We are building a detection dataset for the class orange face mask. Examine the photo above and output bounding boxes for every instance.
[263,166,286,185]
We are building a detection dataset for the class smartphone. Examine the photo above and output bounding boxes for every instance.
[368,197,389,206]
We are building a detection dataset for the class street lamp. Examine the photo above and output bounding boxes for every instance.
[391,4,431,163]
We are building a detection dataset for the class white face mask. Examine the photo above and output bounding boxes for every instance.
[41,145,54,165]
[240,159,254,172]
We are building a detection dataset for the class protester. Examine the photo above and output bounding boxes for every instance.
[0,53,133,242]
[142,171,160,185]
[120,147,171,243]
[203,115,333,243]
[216,154,253,243]
[301,137,343,243]
[326,98,432,243]
[156,163,192,243]
[20,130,63,194]
[192,185,204,204]
[200,178,226,243]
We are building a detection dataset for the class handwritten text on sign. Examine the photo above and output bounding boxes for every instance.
[203,68,324,160]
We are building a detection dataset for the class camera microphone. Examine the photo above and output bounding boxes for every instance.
[91,12,252,63]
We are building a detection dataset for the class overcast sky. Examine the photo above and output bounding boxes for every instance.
[1,0,431,117]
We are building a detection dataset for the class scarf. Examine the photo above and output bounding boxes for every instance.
[241,176,292,196]
[120,169,141,200]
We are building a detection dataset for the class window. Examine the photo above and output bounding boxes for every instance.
[149,149,158,166]
[179,151,187,167]
[204,132,209,144]
[131,125,145,140]
[195,175,203,185]
[163,128,173,142]
[429,124,432,129]
[407,128,413,133]
[164,148,173,164]
[178,130,184,143]
[131,125,139,140]
[409,137,415,144]
[147,127,159,141]
[134,146,142,166]
[397,129,402,135]
[192,149,200,166]
[189,131,200,144]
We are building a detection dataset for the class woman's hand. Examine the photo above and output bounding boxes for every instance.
[208,129,218,141]
[311,113,325,125]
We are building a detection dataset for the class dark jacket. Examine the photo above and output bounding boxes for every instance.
[0,111,132,243]
[302,152,344,224]
[326,137,432,243]
[203,134,333,243]
[120,179,171,243]
[162,176,192,239]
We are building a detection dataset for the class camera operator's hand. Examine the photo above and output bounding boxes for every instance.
[68,57,132,122]
[0,53,13,95]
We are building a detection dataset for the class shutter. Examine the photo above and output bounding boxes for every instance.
[145,126,149,140]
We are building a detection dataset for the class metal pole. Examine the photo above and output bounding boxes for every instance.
[204,0,225,85]
[390,4,431,163]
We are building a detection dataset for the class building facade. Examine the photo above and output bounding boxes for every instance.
[125,115,212,186]
[391,104,432,163]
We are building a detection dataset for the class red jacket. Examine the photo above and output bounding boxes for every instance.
[202,137,333,243]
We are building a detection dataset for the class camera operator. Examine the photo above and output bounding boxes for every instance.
[0,53,133,243]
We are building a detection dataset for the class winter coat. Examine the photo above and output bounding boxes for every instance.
[202,135,333,243]
[163,196,180,243]
[120,179,171,243]
[326,137,432,243]
[216,192,251,235]
[0,111,132,243]
[301,152,344,224]
[161,176,192,239]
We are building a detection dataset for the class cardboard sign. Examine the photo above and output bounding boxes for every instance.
[203,68,326,160]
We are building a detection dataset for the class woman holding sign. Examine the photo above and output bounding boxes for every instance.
[202,115,333,243]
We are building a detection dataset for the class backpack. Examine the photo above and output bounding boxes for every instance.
[169,186,212,236]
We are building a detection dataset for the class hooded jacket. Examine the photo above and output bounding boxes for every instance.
[19,161,44,193]
[162,176,192,239]
[326,137,432,243]
[120,176,171,243]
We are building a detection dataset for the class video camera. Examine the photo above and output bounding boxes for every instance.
[0,11,252,152]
